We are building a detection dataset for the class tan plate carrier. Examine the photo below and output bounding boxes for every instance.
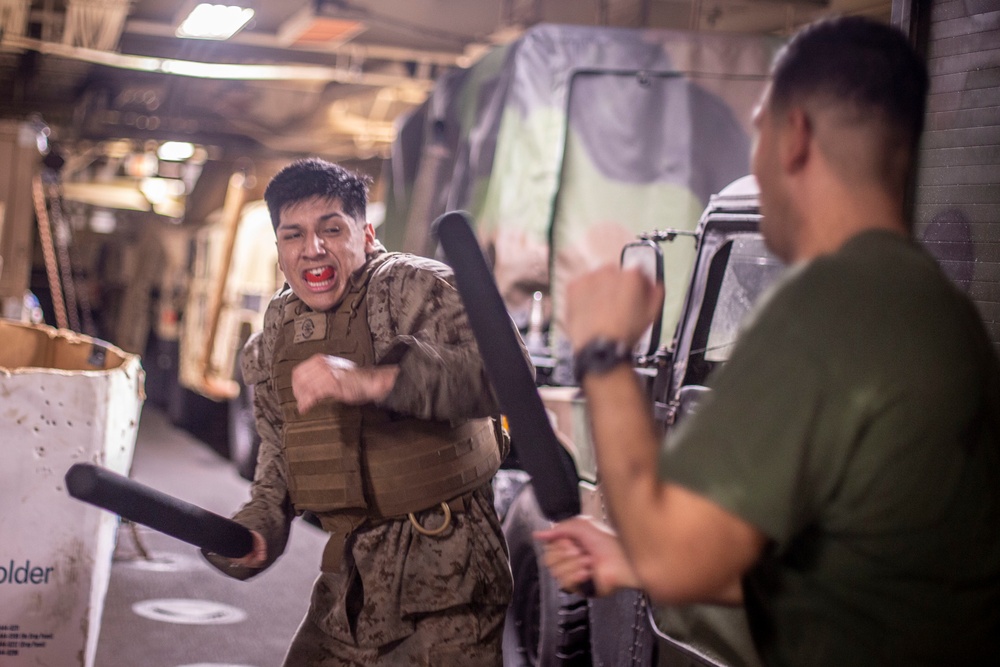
[271,255,501,567]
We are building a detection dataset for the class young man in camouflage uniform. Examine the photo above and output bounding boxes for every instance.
[205,158,513,666]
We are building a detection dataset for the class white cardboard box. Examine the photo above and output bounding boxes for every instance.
[0,320,144,667]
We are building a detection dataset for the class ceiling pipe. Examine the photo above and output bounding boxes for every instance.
[2,34,437,88]
[124,18,468,68]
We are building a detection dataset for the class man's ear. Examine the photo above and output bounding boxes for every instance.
[782,107,812,174]
[363,222,378,253]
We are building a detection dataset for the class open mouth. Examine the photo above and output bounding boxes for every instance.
[303,266,335,288]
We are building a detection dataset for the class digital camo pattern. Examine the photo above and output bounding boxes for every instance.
[206,249,512,665]
[367,251,504,421]
[282,487,508,666]
[384,23,781,354]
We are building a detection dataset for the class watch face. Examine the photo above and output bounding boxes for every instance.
[595,345,617,364]
[574,337,632,383]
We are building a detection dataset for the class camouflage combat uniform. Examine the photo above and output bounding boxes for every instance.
[207,245,514,666]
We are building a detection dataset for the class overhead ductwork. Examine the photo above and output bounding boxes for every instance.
[63,0,131,51]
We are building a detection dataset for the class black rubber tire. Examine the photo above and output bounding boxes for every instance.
[227,381,259,481]
[588,590,657,666]
[142,333,179,410]
[167,385,229,457]
[493,468,531,522]
[502,483,591,667]
[166,372,193,428]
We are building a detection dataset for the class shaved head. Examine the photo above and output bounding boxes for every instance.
[767,17,928,196]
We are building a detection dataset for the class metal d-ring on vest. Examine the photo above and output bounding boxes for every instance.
[408,501,452,536]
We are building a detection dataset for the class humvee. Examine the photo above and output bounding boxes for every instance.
[498,175,786,667]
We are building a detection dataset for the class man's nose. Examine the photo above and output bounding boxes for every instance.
[305,232,326,256]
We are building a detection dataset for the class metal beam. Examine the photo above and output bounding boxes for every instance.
[123,18,467,68]
[1,34,437,88]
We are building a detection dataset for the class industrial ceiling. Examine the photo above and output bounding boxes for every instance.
[1,0,893,163]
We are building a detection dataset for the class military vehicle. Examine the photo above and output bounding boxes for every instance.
[176,196,282,476]
[498,175,786,667]
[380,23,783,667]
[383,23,779,360]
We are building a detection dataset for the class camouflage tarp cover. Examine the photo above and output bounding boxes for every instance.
[384,23,780,362]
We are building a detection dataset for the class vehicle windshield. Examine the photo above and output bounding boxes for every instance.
[704,234,784,362]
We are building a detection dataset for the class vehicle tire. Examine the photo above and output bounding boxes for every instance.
[166,376,194,428]
[589,590,657,666]
[168,384,229,457]
[227,381,259,481]
[142,333,179,410]
[502,483,590,667]
[493,468,531,522]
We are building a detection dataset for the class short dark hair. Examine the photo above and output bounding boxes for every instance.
[769,16,928,154]
[264,158,371,229]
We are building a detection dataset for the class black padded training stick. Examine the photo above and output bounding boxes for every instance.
[437,211,581,521]
[65,462,254,559]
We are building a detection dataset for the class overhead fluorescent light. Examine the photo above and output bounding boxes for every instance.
[90,209,117,234]
[140,177,187,217]
[157,141,196,161]
[62,181,151,212]
[176,4,254,40]
[140,176,186,201]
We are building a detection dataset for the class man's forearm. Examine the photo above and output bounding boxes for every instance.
[582,366,665,573]
[581,367,762,604]
[236,385,295,563]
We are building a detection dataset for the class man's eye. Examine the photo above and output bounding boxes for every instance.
[323,226,341,235]
[280,232,301,241]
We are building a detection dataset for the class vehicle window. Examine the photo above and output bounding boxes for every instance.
[704,235,784,362]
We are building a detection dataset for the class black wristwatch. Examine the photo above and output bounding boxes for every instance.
[573,337,633,384]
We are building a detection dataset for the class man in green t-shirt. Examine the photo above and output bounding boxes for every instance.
[536,16,1000,666]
